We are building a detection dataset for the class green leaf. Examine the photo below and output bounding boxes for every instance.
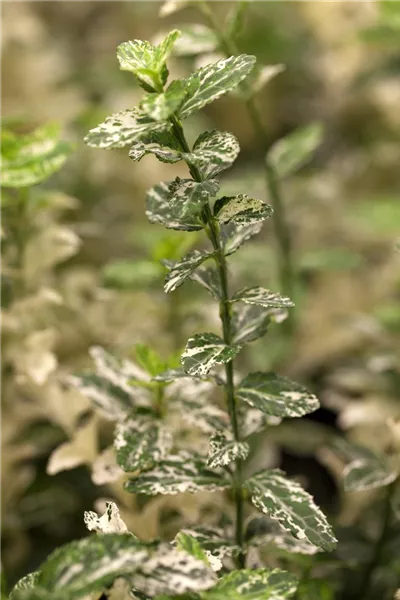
[178,54,256,119]
[214,195,273,225]
[115,413,173,472]
[146,181,203,231]
[125,451,231,495]
[164,249,213,293]
[331,439,397,492]
[268,123,323,178]
[177,526,240,563]
[231,304,272,345]
[135,344,167,376]
[140,81,187,121]
[102,259,162,289]
[188,130,240,179]
[245,469,337,551]
[1,124,72,188]
[85,109,169,149]
[296,580,334,600]
[181,333,242,376]
[129,129,182,163]
[222,222,264,256]
[190,265,221,299]
[232,287,294,309]
[171,24,219,56]
[9,573,40,600]
[207,431,249,468]
[203,568,298,600]
[175,532,209,565]
[236,372,319,418]
[84,501,129,534]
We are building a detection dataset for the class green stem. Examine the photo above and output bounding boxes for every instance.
[199,1,295,333]
[169,114,246,568]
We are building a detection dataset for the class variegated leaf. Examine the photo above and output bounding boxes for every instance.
[174,532,223,572]
[178,54,256,119]
[232,286,294,309]
[177,526,240,563]
[231,304,272,345]
[181,332,241,376]
[178,395,230,434]
[129,130,181,163]
[190,265,221,299]
[187,130,240,179]
[164,249,213,293]
[153,367,189,382]
[146,181,203,231]
[245,516,320,556]
[239,405,281,438]
[222,221,264,256]
[268,123,323,179]
[236,372,319,418]
[203,568,298,600]
[84,109,168,149]
[207,431,249,468]
[84,501,129,534]
[125,451,231,495]
[169,177,219,204]
[140,80,186,121]
[214,195,273,225]
[171,24,219,56]
[9,572,40,600]
[114,413,173,472]
[245,469,337,551]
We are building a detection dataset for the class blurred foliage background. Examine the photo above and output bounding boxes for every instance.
[1,0,400,596]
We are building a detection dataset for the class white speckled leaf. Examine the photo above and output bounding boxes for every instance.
[140,81,186,121]
[268,122,323,179]
[186,130,240,179]
[177,526,240,564]
[207,431,249,468]
[232,287,294,309]
[84,501,129,534]
[178,394,230,435]
[203,568,298,600]
[231,304,273,345]
[114,413,173,472]
[214,195,273,225]
[245,469,337,551]
[164,249,213,293]
[238,405,281,439]
[222,222,264,256]
[129,130,181,163]
[237,372,320,418]
[246,516,321,556]
[9,572,40,600]
[190,265,221,299]
[125,451,231,495]
[179,54,256,119]
[171,24,219,56]
[181,333,242,376]
[146,181,204,231]
[84,109,169,149]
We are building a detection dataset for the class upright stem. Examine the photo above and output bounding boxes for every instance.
[199,1,295,332]
[169,114,245,567]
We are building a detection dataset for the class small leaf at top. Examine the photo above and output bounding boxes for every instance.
[244,469,337,551]
[202,568,298,600]
[164,249,213,293]
[187,130,240,179]
[207,431,249,468]
[232,286,294,308]
[146,181,203,231]
[214,195,273,225]
[268,122,323,179]
[222,221,264,256]
[236,372,320,418]
[84,501,129,534]
[140,80,187,121]
[178,54,256,119]
[181,332,242,376]
[135,344,167,377]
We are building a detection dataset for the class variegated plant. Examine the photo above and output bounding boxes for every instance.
[9,29,338,600]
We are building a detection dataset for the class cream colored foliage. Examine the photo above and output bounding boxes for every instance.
[47,415,98,475]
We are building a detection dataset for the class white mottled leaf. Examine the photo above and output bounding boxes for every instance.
[232,286,294,309]
[179,54,256,119]
[114,413,173,472]
[268,122,323,178]
[171,24,219,56]
[174,532,223,572]
[187,130,240,179]
[140,80,186,121]
[245,469,337,551]
[125,451,231,495]
[129,130,181,163]
[246,516,321,556]
[203,568,298,600]
[236,372,320,418]
[231,304,272,345]
[84,501,129,534]
[177,394,230,435]
[91,446,124,485]
[214,194,273,225]
[181,332,241,376]
[164,249,213,293]
[146,181,203,231]
[9,572,40,600]
[238,405,281,439]
[223,221,264,256]
[207,431,249,468]
[190,265,221,299]
[177,526,240,563]
[84,109,168,149]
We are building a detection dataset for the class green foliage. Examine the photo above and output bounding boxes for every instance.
[268,123,323,179]
[202,568,298,600]
[181,332,242,376]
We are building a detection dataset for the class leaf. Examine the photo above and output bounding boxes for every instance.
[164,250,213,293]
[46,415,98,475]
[135,344,167,377]
[214,195,273,225]
[249,64,285,97]
[84,109,169,149]
[1,124,72,188]
[175,532,209,564]
[171,24,219,56]
[207,431,249,468]
[188,130,240,179]
[140,81,187,121]
[125,451,231,495]
[9,573,40,600]
[231,304,272,344]
[159,0,190,17]
[245,469,337,551]
[114,413,173,472]
[268,123,323,179]
[222,222,264,256]
[331,439,397,492]
[178,54,256,119]
[202,568,298,600]
[177,526,240,562]
[84,501,129,534]
[129,130,182,163]
[239,405,281,439]
[232,287,294,309]
[146,181,203,231]
[181,333,242,376]
[178,394,230,434]
[245,516,321,556]
[236,372,320,418]
[296,580,334,600]
[102,259,162,289]
[190,265,221,299]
